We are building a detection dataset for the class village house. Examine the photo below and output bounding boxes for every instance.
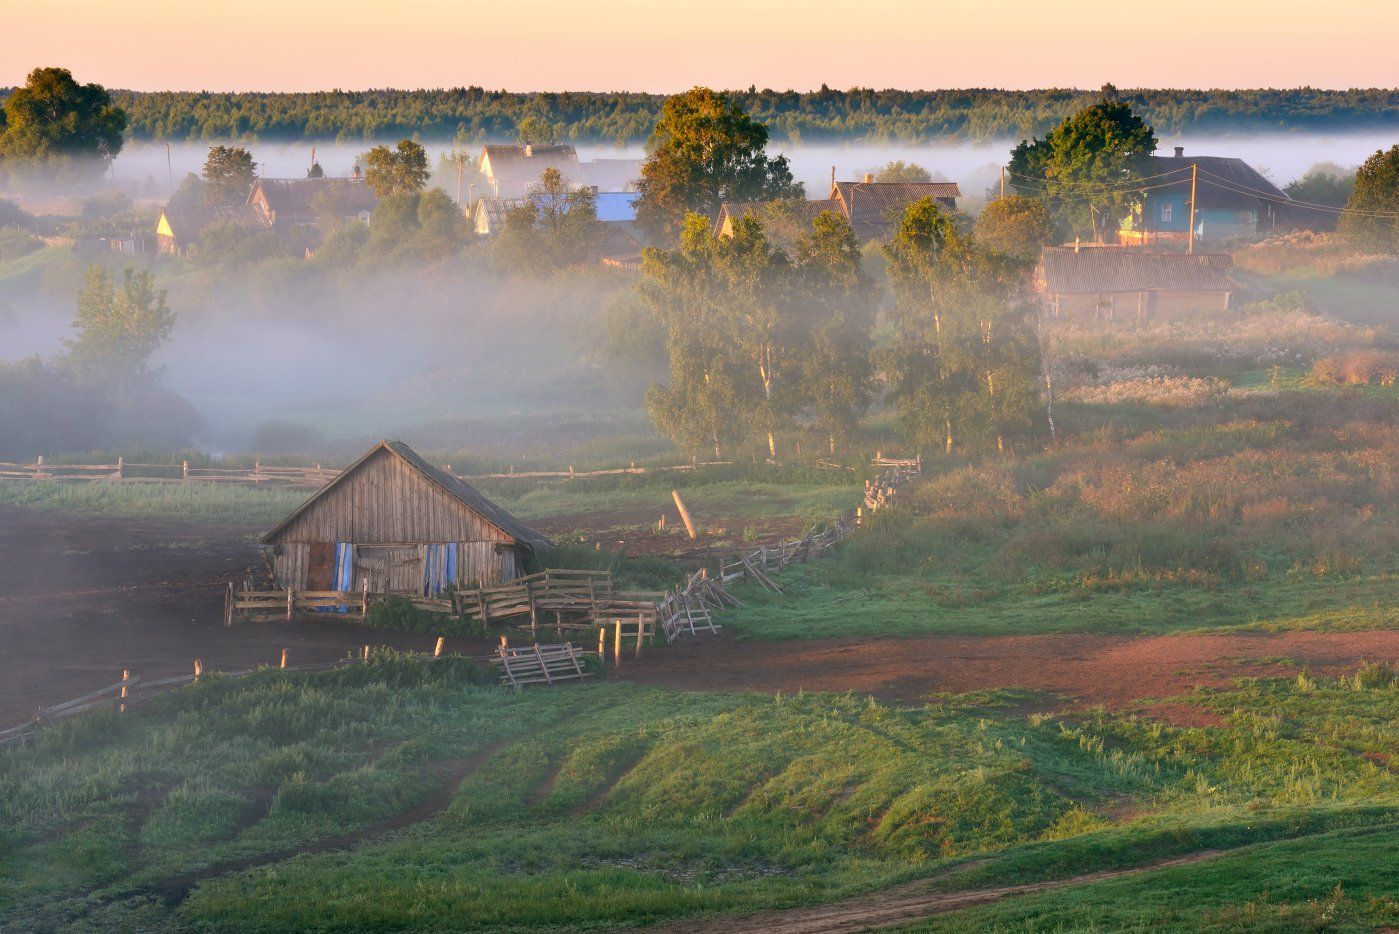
[472,190,644,256]
[1034,246,1236,319]
[1120,148,1294,245]
[259,440,551,594]
[829,176,961,241]
[155,204,270,255]
[247,178,378,235]
[716,176,961,244]
[479,144,582,198]
[479,144,642,199]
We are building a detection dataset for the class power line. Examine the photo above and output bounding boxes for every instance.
[1195,168,1399,218]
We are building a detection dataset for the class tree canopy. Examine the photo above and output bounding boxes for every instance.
[202,145,256,206]
[1339,146,1399,254]
[95,86,1399,145]
[66,267,175,380]
[0,67,127,179]
[364,139,430,197]
[635,88,801,240]
[1010,99,1157,241]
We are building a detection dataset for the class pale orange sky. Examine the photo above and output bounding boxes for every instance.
[7,0,1398,92]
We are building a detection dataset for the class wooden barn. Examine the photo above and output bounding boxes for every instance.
[1034,247,1236,319]
[259,441,550,595]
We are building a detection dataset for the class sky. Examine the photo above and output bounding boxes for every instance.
[7,0,1398,92]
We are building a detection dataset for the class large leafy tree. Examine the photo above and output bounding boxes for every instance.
[0,68,127,179]
[641,209,876,459]
[974,194,1058,264]
[635,88,801,240]
[1009,99,1156,241]
[202,145,256,205]
[792,211,877,454]
[364,139,430,197]
[641,214,752,458]
[882,198,1045,456]
[66,267,175,380]
[1338,146,1399,254]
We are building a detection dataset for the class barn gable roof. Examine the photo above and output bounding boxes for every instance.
[1036,248,1235,294]
[259,440,551,550]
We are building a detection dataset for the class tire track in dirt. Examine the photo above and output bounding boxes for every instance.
[648,849,1225,933]
[141,738,509,906]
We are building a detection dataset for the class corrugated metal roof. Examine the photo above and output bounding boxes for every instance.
[1036,248,1235,293]
[259,440,551,550]
[594,191,640,222]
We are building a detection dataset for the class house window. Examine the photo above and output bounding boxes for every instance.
[1160,203,1173,223]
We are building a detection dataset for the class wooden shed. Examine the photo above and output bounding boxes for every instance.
[1034,247,1236,319]
[259,441,550,595]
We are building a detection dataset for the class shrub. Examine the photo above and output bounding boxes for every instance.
[1312,350,1398,387]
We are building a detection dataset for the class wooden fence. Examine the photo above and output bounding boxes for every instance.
[862,457,922,516]
[0,636,606,745]
[0,455,918,491]
[0,457,338,488]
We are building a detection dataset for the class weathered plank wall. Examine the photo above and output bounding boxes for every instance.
[269,447,514,544]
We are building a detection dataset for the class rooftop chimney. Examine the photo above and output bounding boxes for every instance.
[863,173,875,184]
[1174,146,1185,158]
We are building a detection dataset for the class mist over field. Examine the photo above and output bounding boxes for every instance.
[2,130,1393,459]
[100,131,1399,200]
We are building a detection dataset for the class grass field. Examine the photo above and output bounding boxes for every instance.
[2,657,1397,931]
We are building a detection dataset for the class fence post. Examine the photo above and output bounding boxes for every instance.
[613,620,622,667]
[193,659,202,680]
[182,460,189,481]
[280,648,288,669]
[116,456,124,479]
[119,669,129,712]
[225,582,234,627]
[361,579,369,620]
[598,627,606,664]
[286,588,294,622]
[362,644,370,661]
[434,636,444,657]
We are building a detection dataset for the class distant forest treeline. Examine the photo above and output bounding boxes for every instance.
[7,87,1396,144]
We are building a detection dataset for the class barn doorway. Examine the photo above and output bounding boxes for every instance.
[354,545,423,592]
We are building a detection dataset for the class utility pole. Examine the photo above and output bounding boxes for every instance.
[165,142,172,185]
[1000,166,1006,200]
[1187,162,1198,254]
[456,153,464,207]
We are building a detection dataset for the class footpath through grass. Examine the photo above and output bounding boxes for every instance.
[2,657,1398,931]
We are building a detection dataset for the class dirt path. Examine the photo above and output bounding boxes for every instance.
[649,849,1224,933]
[0,508,497,724]
[616,629,1399,724]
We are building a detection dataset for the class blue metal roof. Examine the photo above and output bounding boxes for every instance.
[594,191,640,223]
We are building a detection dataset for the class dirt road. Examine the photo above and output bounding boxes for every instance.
[648,850,1225,933]
[0,507,493,724]
[614,628,1399,724]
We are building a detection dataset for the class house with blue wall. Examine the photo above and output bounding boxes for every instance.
[1121,148,1292,245]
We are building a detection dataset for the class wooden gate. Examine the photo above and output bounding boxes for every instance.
[354,545,422,592]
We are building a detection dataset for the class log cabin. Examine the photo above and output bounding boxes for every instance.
[259,440,550,595]
[1034,246,1236,319]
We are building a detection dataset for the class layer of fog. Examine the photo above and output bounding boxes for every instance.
[106,132,1397,198]
[3,132,1394,456]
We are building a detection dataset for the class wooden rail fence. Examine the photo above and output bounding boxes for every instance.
[0,455,918,491]
[0,457,338,488]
